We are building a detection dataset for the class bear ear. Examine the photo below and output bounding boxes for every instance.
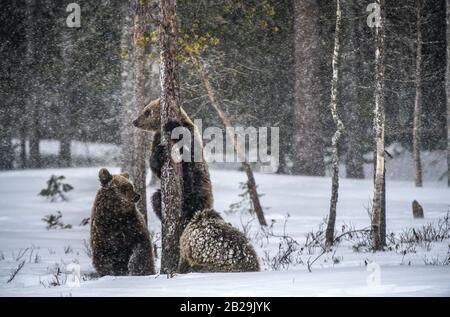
[146,98,160,110]
[99,168,112,187]
[120,172,130,179]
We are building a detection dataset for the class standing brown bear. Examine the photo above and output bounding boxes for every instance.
[90,168,155,276]
[132,98,214,226]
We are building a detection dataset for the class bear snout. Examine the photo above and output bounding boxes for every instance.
[133,193,141,203]
[132,119,139,127]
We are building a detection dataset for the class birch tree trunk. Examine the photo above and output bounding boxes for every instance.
[325,0,344,247]
[446,0,450,187]
[192,56,267,226]
[292,0,325,176]
[159,0,183,274]
[131,0,151,222]
[413,0,423,187]
[372,0,387,251]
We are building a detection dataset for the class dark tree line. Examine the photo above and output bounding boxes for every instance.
[0,0,448,185]
[0,0,122,169]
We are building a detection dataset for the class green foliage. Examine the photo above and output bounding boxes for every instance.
[38,175,74,202]
[42,211,72,230]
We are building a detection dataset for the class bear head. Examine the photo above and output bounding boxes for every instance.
[133,98,190,133]
[132,98,161,132]
[98,168,140,205]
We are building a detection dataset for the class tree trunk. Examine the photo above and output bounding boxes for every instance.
[0,89,14,169]
[0,126,14,170]
[120,3,135,176]
[149,133,159,187]
[346,146,365,179]
[446,0,450,187]
[58,25,73,168]
[28,101,41,169]
[343,0,364,179]
[20,128,27,169]
[59,139,71,167]
[413,0,423,187]
[25,0,41,169]
[412,200,424,218]
[381,163,386,245]
[58,26,72,168]
[325,0,344,247]
[372,0,387,251]
[372,147,386,245]
[292,0,325,176]
[159,0,183,274]
[192,56,267,227]
[131,0,151,222]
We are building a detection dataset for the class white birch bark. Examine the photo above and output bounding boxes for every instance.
[372,0,387,251]
[325,0,344,247]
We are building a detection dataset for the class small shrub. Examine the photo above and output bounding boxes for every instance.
[27,246,40,263]
[7,260,25,283]
[79,217,90,226]
[15,248,30,261]
[225,182,266,216]
[39,175,74,202]
[423,254,450,266]
[257,211,450,271]
[387,212,450,255]
[42,211,72,230]
[261,215,302,271]
[33,253,41,264]
[40,263,66,288]
[83,239,92,259]
[64,245,73,254]
[226,182,253,215]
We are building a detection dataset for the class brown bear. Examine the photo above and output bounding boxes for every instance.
[132,98,213,227]
[90,168,155,276]
[179,208,260,273]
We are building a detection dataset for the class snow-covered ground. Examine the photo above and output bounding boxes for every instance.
[0,166,449,297]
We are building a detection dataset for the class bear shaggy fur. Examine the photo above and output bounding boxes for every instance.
[132,98,213,226]
[179,209,260,273]
[90,168,155,276]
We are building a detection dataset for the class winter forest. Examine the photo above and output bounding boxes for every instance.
[0,0,449,297]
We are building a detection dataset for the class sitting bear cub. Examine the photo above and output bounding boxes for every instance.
[90,168,154,276]
[133,98,213,227]
[179,209,260,273]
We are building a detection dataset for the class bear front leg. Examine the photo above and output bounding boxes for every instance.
[164,120,182,135]
[178,257,190,274]
[128,243,155,276]
[151,189,162,221]
[150,144,166,179]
